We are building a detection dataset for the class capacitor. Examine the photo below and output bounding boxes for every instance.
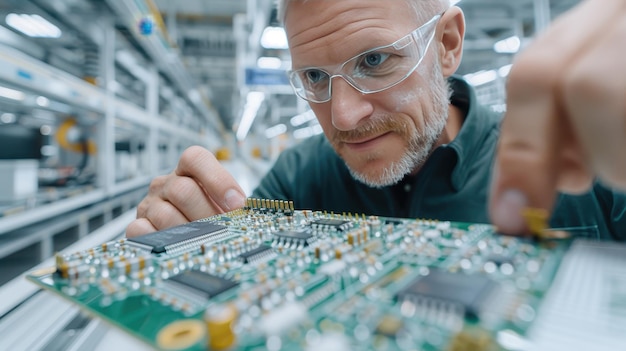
[205,304,238,350]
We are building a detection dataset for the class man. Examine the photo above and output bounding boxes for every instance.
[126,0,626,240]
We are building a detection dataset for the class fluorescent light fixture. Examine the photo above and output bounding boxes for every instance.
[0,86,25,101]
[290,109,316,127]
[5,13,62,38]
[40,125,53,135]
[187,89,201,103]
[463,70,498,86]
[293,123,323,140]
[236,91,266,141]
[108,81,122,93]
[36,96,49,107]
[498,64,513,77]
[0,113,16,123]
[260,26,288,49]
[265,123,287,139]
[257,57,283,69]
[494,36,521,54]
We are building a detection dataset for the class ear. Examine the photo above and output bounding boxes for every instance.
[437,6,465,77]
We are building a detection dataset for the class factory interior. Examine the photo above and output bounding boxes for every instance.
[0,0,624,350]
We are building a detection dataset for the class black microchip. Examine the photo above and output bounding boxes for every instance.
[239,244,274,263]
[127,221,227,254]
[275,230,313,241]
[274,230,314,247]
[167,270,238,299]
[385,219,403,225]
[396,269,497,319]
[312,219,351,231]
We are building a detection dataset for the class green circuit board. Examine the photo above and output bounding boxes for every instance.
[27,198,570,351]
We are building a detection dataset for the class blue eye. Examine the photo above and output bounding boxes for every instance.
[305,69,326,84]
[363,52,390,68]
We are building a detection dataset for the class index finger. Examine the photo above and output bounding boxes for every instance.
[175,146,246,212]
[489,0,624,234]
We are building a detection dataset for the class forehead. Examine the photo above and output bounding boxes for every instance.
[285,0,420,68]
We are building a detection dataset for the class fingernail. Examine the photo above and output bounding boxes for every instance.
[224,189,245,211]
[492,189,527,234]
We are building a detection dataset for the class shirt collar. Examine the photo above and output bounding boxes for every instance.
[445,76,499,191]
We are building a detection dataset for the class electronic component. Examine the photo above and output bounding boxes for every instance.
[156,320,205,350]
[375,315,404,337]
[396,269,498,320]
[127,221,228,254]
[385,219,403,226]
[273,230,315,247]
[312,218,352,231]
[238,244,275,264]
[165,270,238,300]
[205,304,237,350]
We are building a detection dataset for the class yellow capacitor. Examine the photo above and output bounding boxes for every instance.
[205,304,237,350]
[157,319,205,350]
[58,263,69,279]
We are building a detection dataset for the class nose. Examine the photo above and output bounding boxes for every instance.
[330,76,374,131]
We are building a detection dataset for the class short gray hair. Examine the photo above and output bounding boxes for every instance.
[276,0,450,26]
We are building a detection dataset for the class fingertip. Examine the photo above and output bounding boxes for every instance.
[125,218,157,238]
[224,188,246,211]
[489,188,528,235]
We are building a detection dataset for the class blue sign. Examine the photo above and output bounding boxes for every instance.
[245,68,290,86]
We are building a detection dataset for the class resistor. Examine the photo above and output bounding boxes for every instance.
[367,216,382,237]
[347,228,369,246]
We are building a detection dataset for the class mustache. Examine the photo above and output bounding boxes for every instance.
[331,116,410,143]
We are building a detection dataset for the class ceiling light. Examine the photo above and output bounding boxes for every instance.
[236,92,265,141]
[1,113,17,123]
[5,13,62,38]
[260,26,288,49]
[40,125,53,135]
[0,86,25,101]
[290,109,316,127]
[293,123,323,140]
[494,36,521,54]
[463,70,498,86]
[187,89,201,103]
[498,64,513,77]
[36,96,50,107]
[257,57,283,69]
[265,124,287,139]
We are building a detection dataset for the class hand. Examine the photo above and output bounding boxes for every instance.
[489,0,626,234]
[126,146,246,237]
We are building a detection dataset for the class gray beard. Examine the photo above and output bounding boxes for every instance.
[348,64,451,188]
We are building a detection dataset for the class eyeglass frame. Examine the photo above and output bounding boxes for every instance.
[287,12,444,103]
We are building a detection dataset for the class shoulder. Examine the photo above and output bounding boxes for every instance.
[449,75,502,132]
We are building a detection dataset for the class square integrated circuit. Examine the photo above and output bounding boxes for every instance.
[166,270,239,300]
[127,221,227,254]
[396,268,498,319]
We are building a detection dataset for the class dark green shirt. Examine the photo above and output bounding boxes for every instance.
[253,77,626,241]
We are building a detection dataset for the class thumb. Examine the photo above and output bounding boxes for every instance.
[487,28,567,234]
[489,81,561,235]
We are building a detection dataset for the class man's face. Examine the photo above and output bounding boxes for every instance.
[285,0,450,187]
